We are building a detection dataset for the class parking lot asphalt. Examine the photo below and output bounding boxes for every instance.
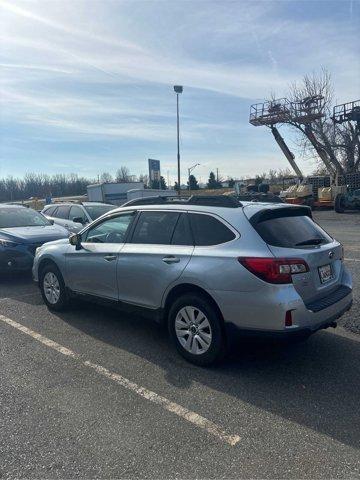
[1,210,359,479]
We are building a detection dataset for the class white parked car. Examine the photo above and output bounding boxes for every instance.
[42,202,115,233]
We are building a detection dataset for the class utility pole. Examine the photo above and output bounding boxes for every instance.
[174,86,183,195]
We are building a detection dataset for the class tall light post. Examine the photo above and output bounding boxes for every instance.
[188,163,200,196]
[174,85,183,195]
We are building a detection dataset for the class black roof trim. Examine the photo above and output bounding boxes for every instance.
[122,195,243,208]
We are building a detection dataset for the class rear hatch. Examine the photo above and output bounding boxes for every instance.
[244,205,344,304]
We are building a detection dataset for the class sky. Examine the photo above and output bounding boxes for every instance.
[0,0,359,184]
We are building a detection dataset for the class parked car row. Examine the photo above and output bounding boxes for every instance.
[0,205,69,271]
[0,202,115,271]
[30,195,353,366]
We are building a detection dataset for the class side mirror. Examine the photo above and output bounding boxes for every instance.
[49,219,54,225]
[69,233,82,249]
[73,216,86,225]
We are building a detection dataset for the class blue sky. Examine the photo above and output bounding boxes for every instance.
[0,0,359,184]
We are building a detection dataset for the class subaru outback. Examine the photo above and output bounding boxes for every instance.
[33,196,353,365]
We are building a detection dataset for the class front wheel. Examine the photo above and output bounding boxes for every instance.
[40,264,69,311]
[168,294,226,366]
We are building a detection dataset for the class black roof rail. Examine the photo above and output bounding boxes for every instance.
[121,196,182,207]
[187,195,242,208]
[122,195,242,208]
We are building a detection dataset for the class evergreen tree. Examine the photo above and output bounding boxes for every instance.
[207,171,221,189]
[150,176,167,190]
[188,174,199,190]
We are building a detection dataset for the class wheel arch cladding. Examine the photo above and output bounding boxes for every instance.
[38,258,60,277]
[163,283,225,329]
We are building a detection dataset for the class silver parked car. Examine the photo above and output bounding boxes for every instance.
[42,202,115,233]
[33,196,353,365]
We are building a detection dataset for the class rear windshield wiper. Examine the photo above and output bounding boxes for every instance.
[295,238,324,246]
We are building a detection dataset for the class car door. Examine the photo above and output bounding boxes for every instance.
[68,205,88,233]
[118,211,194,309]
[66,211,136,299]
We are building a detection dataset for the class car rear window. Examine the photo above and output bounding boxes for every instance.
[85,205,115,220]
[189,213,236,246]
[254,215,332,248]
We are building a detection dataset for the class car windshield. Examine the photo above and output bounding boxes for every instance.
[85,205,114,220]
[0,208,50,228]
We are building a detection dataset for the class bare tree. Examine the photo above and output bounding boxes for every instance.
[115,166,130,183]
[284,69,359,174]
[100,172,113,183]
[138,173,149,187]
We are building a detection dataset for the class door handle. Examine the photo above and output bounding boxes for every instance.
[64,224,69,228]
[104,255,117,262]
[162,256,180,264]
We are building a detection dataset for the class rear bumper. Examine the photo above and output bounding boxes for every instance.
[224,297,352,342]
[210,274,353,339]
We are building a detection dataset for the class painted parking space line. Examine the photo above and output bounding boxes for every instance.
[344,258,360,262]
[0,314,240,447]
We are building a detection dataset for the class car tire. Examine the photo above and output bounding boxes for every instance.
[168,293,226,366]
[334,194,345,213]
[40,264,69,311]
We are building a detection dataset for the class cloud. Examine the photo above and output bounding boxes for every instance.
[0,0,358,179]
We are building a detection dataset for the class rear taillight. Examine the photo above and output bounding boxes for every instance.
[285,310,293,327]
[238,257,309,284]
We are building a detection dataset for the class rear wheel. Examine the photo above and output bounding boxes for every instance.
[168,294,226,366]
[40,264,69,311]
[334,193,346,213]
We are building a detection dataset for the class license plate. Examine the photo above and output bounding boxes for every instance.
[318,264,333,283]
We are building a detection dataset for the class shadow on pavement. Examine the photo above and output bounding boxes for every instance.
[55,300,360,451]
[0,272,42,305]
[1,273,359,449]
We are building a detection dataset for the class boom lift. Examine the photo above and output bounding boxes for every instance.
[330,100,360,212]
[249,98,314,205]
[270,126,303,180]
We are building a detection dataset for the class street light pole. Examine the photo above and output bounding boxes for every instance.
[188,163,200,197]
[174,85,183,195]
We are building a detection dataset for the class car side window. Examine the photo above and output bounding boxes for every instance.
[84,212,135,244]
[189,213,236,246]
[171,213,193,245]
[54,205,70,219]
[44,206,57,216]
[131,211,180,245]
[69,205,86,222]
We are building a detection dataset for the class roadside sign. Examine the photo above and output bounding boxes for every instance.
[148,159,161,182]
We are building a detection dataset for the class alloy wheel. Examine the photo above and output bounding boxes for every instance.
[43,272,61,305]
[175,306,213,355]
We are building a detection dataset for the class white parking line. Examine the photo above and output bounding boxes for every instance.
[0,314,240,447]
[344,258,360,262]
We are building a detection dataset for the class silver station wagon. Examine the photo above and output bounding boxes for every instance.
[33,196,353,365]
